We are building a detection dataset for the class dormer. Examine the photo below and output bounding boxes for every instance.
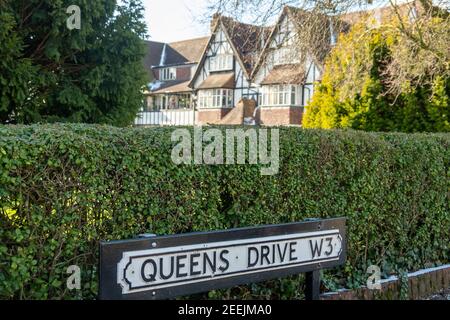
[159,67,177,81]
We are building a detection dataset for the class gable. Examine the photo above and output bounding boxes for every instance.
[220,17,268,75]
[269,14,295,49]
[252,6,335,81]
[206,27,233,58]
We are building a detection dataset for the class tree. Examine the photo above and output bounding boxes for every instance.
[0,0,148,126]
[303,20,450,132]
[205,0,450,95]
[205,0,449,132]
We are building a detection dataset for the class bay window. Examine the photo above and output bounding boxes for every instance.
[261,85,300,106]
[198,89,234,108]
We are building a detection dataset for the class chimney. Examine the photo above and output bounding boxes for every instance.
[211,13,221,32]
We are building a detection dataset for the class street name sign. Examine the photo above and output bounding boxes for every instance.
[99,217,346,300]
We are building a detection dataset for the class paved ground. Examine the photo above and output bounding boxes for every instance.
[424,288,450,300]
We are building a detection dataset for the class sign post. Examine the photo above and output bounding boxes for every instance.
[99,217,346,300]
[305,270,321,300]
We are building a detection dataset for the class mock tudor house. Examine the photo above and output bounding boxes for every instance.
[136,37,209,125]
[137,7,333,126]
[143,37,209,110]
[189,15,270,124]
[136,2,424,126]
[251,6,330,125]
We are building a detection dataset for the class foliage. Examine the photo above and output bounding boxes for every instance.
[0,0,148,126]
[303,19,450,133]
[0,124,448,299]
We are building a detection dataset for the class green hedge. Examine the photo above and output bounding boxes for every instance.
[0,124,448,299]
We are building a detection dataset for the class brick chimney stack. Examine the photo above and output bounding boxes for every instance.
[211,13,221,32]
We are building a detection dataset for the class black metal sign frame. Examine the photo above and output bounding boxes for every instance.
[99,217,346,300]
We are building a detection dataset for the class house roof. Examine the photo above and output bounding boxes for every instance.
[339,1,423,26]
[260,64,306,85]
[219,16,271,76]
[143,40,165,77]
[189,15,270,88]
[144,37,209,71]
[252,6,338,79]
[164,37,210,66]
[151,80,192,94]
[289,7,338,67]
[251,6,300,78]
[197,73,235,89]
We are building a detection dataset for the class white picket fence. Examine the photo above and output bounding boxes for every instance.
[134,109,195,126]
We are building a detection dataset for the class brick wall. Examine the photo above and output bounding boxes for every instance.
[196,108,233,125]
[218,99,257,125]
[321,265,449,300]
[259,107,303,126]
[176,67,191,81]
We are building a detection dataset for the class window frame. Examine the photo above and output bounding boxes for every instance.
[209,40,234,72]
[261,84,301,107]
[210,54,234,72]
[198,89,234,108]
[159,67,177,81]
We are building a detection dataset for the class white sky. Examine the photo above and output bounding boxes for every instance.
[141,0,431,43]
[142,0,211,43]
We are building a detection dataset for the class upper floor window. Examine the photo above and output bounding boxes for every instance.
[160,67,176,81]
[373,10,382,27]
[329,17,337,46]
[210,40,233,72]
[271,16,294,48]
[409,7,418,22]
[273,47,299,65]
[210,54,233,71]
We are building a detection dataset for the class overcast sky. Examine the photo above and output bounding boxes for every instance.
[142,0,211,43]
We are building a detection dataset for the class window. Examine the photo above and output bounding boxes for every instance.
[198,89,233,108]
[329,17,337,46]
[178,94,191,109]
[273,47,299,65]
[210,54,233,71]
[409,7,418,22]
[210,41,233,71]
[273,16,294,48]
[303,87,312,106]
[374,10,382,27]
[160,68,176,81]
[153,94,192,110]
[271,17,299,65]
[261,85,300,106]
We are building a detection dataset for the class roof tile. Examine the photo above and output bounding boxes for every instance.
[198,73,235,89]
[261,64,305,85]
